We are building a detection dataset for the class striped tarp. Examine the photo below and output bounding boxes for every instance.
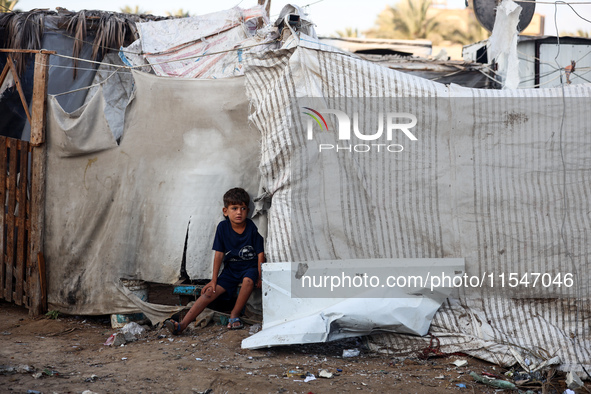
[244,39,591,371]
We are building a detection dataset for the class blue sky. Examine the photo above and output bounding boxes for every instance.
[14,0,591,37]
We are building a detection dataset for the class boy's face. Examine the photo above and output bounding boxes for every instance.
[223,203,248,225]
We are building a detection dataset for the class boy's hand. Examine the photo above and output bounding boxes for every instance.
[202,281,217,295]
[256,278,262,289]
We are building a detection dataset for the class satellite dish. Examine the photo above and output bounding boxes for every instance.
[473,0,536,33]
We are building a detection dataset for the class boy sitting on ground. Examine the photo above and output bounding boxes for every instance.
[165,187,264,333]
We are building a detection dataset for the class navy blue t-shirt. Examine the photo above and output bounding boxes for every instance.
[212,218,264,267]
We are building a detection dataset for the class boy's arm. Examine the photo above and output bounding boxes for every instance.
[203,251,224,294]
[256,252,264,288]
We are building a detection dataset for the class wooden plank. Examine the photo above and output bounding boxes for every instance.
[28,52,50,317]
[30,53,50,147]
[38,252,46,311]
[4,139,17,302]
[0,138,6,301]
[28,144,47,316]
[0,63,10,89]
[6,56,32,125]
[0,49,56,54]
[14,141,28,305]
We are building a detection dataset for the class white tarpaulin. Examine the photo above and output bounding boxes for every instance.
[45,71,261,322]
[243,37,591,371]
[124,6,275,79]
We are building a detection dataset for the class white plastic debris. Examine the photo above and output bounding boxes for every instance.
[453,360,468,367]
[318,369,333,378]
[343,349,360,358]
[304,374,316,382]
[566,371,583,389]
[121,322,145,336]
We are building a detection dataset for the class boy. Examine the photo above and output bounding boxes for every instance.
[165,188,264,333]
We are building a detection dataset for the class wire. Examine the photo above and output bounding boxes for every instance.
[514,0,591,4]
[50,68,120,97]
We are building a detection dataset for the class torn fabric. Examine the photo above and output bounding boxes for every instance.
[45,71,261,321]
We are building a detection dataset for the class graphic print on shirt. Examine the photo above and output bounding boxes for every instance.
[239,245,256,260]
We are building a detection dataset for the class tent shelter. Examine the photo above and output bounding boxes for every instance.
[1,3,590,374]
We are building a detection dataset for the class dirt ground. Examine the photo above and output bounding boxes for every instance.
[0,300,587,394]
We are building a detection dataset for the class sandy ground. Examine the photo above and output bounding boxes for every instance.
[0,301,587,394]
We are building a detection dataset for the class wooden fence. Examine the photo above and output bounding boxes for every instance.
[0,137,31,306]
[0,49,51,316]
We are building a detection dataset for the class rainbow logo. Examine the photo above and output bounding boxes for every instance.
[302,107,329,131]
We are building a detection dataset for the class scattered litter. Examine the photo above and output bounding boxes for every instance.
[84,374,99,382]
[2,332,11,335]
[531,356,560,372]
[249,324,261,335]
[32,372,43,379]
[247,356,253,360]
[168,338,174,342]
[246,372,253,375]
[304,373,316,382]
[27,391,42,394]
[343,349,360,358]
[509,348,530,372]
[286,370,304,378]
[456,383,466,388]
[82,391,98,394]
[195,358,203,361]
[337,368,343,372]
[42,368,59,377]
[566,371,583,389]
[121,357,128,361]
[563,389,575,394]
[452,359,468,367]
[120,322,145,336]
[435,375,445,379]
[0,364,34,374]
[318,369,333,378]
[470,371,516,390]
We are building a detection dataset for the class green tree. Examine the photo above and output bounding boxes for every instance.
[120,5,151,15]
[335,27,360,38]
[0,0,18,12]
[166,9,191,17]
[365,0,441,41]
[443,11,489,45]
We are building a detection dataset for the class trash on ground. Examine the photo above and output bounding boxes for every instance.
[452,359,468,367]
[565,371,583,389]
[343,348,360,358]
[531,356,560,372]
[286,370,305,378]
[304,373,316,382]
[0,364,34,374]
[456,383,466,388]
[249,323,261,335]
[470,371,516,390]
[120,322,145,337]
[318,369,333,378]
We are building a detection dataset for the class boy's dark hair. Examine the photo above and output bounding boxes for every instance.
[223,187,250,208]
